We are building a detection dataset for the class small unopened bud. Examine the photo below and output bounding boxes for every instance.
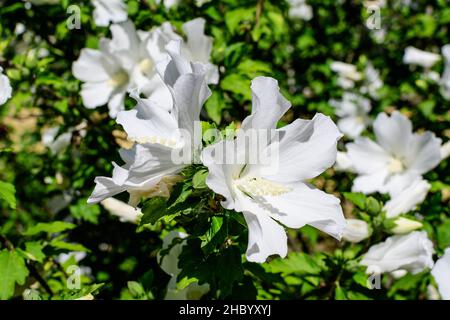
[388,217,423,234]
[342,219,370,243]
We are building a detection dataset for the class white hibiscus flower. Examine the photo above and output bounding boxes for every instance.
[360,231,434,275]
[0,67,12,105]
[431,248,450,300]
[72,39,132,118]
[329,92,371,139]
[88,41,211,206]
[92,0,128,27]
[346,111,442,196]
[330,61,362,89]
[201,76,345,263]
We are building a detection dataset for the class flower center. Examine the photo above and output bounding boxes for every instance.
[108,71,129,88]
[139,58,154,74]
[388,157,404,174]
[234,176,291,197]
[127,135,178,148]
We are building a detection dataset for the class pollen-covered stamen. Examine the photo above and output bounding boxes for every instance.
[388,157,405,174]
[234,176,291,197]
[108,70,129,88]
[127,135,178,148]
[138,58,154,74]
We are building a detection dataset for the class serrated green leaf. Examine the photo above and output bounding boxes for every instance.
[0,250,29,300]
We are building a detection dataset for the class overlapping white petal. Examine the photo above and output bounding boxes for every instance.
[202,76,345,263]
[342,219,370,243]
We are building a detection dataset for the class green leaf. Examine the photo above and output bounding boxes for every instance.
[343,192,366,210]
[0,181,16,209]
[49,240,89,252]
[0,249,29,299]
[127,281,147,299]
[437,219,450,250]
[22,242,45,263]
[70,198,101,224]
[192,170,208,190]
[267,252,321,275]
[140,197,168,226]
[24,221,76,236]
[205,91,226,124]
[215,246,243,298]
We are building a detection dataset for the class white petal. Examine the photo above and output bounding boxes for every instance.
[337,117,366,139]
[107,91,126,118]
[373,111,413,158]
[263,113,342,182]
[342,219,370,243]
[182,18,212,63]
[0,70,12,105]
[72,48,112,82]
[406,132,442,175]
[116,96,179,143]
[432,248,450,300]
[262,183,346,240]
[242,210,287,263]
[80,81,115,109]
[347,137,390,174]
[383,178,430,218]
[352,170,390,194]
[241,77,291,131]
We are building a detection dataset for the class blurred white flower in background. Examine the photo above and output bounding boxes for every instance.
[155,0,181,10]
[42,126,73,154]
[202,76,345,263]
[330,61,362,89]
[92,0,128,27]
[431,248,450,300]
[440,44,450,99]
[100,197,142,223]
[342,219,370,243]
[403,46,441,68]
[361,63,383,99]
[347,111,442,196]
[0,67,12,105]
[383,178,430,218]
[288,0,313,21]
[360,231,434,275]
[329,92,371,139]
[73,18,218,117]
[72,39,132,118]
[158,231,209,300]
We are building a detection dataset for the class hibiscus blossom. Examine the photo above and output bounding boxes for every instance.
[88,41,211,206]
[201,76,345,263]
[346,111,441,196]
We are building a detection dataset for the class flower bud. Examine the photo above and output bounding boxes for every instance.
[342,219,370,243]
[388,217,423,234]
